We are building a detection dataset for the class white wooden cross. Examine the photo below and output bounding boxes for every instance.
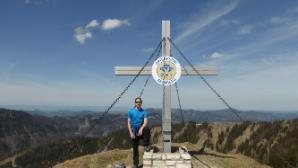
[115,20,218,153]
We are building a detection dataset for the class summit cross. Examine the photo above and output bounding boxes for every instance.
[114,20,218,153]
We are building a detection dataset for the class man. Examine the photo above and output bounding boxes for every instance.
[128,97,151,168]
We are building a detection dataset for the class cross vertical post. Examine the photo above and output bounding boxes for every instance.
[162,20,171,153]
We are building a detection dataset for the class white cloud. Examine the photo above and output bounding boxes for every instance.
[74,27,92,44]
[175,2,238,43]
[210,52,224,60]
[237,25,254,35]
[101,19,130,31]
[74,19,100,44]
[85,19,100,29]
[25,0,31,4]
[74,18,129,44]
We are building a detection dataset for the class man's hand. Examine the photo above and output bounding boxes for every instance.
[130,132,135,139]
[128,118,135,139]
[137,128,143,136]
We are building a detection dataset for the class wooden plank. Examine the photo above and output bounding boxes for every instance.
[114,66,219,76]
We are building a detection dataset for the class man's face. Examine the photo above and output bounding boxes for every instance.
[135,99,142,108]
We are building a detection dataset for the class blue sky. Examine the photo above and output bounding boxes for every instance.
[0,0,298,111]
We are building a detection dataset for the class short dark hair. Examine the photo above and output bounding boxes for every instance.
[135,97,142,103]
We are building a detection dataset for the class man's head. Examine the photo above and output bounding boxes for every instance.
[134,97,143,108]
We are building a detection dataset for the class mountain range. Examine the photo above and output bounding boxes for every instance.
[0,108,298,168]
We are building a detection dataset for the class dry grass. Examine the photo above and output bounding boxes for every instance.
[54,148,144,168]
[54,143,271,168]
[191,148,271,168]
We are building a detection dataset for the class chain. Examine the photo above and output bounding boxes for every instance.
[138,41,162,98]
[181,62,190,76]
[83,39,164,136]
[174,82,188,145]
[168,37,244,122]
[139,77,150,98]
[175,81,203,153]
[174,82,185,124]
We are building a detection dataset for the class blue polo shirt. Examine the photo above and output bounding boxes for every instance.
[128,107,148,127]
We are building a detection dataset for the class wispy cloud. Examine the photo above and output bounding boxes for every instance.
[131,0,165,25]
[24,0,48,5]
[222,11,295,37]
[221,19,241,26]
[142,47,155,53]
[269,17,291,24]
[220,50,298,78]
[216,8,298,62]
[287,7,298,15]
[237,25,254,35]
[232,22,298,59]
[181,7,298,110]
[210,52,225,60]
[197,52,225,66]
[175,2,238,43]
[221,19,255,35]
[185,51,298,111]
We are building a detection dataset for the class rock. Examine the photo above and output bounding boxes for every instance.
[179,146,188,154]
[107,163,126,168]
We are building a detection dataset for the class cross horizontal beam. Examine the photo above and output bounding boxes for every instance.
[115,66,218,76]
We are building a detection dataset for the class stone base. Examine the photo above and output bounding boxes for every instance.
[143,147,192,168]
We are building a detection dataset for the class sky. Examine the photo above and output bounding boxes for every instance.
[0,0,298,111]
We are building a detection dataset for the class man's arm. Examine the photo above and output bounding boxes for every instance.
[140,118,148,131]
[141,111,148,131]
[128,118,135,139]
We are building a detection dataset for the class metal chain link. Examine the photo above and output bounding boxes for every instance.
[168,37,244,122]
[83,39,164,136]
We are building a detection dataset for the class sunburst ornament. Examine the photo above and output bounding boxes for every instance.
[152,56,182,86]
